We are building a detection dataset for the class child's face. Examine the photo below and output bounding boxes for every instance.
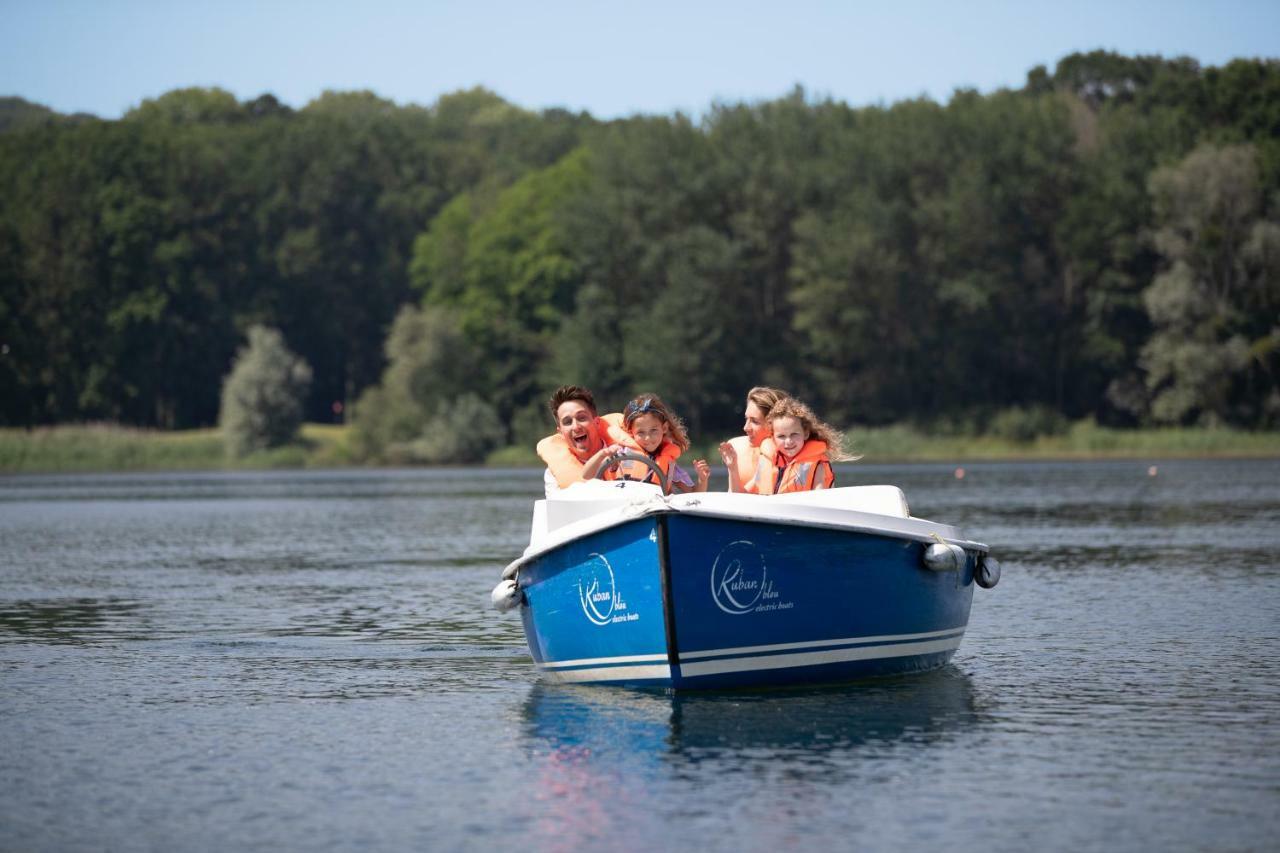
[771,416,807,459]
[743,401,767,444]
[629,412,667,453]
[555,400,599,456]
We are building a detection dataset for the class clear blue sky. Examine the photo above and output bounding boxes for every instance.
[3,0,1277,119]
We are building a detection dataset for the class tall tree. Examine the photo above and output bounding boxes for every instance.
[1126,144,1280,424]
[219,325,312,456]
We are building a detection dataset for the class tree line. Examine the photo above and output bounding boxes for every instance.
[1,51,1277,462]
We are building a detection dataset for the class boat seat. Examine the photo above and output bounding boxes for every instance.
[530,483,910,549]
[770,485,910,518]
[535,479,664,538]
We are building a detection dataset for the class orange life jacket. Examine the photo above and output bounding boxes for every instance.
[612,440,682,491]
[537,413,636,489]
[767,439,834,494]
[727,434,777,495]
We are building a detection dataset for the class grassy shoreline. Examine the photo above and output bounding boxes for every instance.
[2,420,1279,474]
[0,423,353,474]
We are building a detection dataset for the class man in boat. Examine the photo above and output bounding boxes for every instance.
[536,385,637,496]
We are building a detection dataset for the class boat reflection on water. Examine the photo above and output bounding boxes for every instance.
[521,666,983,763]
[517,670,985,845]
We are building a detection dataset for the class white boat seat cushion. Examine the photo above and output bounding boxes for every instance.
[770,485,910,518]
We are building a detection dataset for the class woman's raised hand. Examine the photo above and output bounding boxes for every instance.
[718,441,736,467]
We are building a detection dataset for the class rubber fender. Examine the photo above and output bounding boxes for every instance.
[976,555,1001,589]
[490,578,524,612]
[923,542,966,572]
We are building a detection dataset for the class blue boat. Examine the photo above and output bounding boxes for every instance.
[492,477,998,690]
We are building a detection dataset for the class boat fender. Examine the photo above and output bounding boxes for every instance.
[975,554,1001,589]
[923,542,967,572]
[490,578,524,613]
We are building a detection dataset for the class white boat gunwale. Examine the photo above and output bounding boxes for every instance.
[503,485,989,580]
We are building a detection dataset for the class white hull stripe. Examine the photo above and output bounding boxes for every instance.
[679,636,963,678]
[539,653,669,670]
[535,638,960,683]
[533,631,965,682]
[678,626,967,661]
[539,664,672,683]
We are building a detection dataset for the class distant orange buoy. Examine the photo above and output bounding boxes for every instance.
[955,467,965,479]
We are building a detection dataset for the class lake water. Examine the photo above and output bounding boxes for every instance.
[1,460,1277,852]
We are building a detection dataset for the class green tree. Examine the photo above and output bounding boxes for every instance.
[412,149,592,422]
[401,393,506,464]
[550,115,747,425]
[620,225,743,435]
[219,326,313,456]
[348,305,503,463]
[788,90,1081,425]
[1123,143,1280,424]
[5,61,1280,438]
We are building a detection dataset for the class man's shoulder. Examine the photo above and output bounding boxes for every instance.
[599,413,639,448]
[536,433,566,457]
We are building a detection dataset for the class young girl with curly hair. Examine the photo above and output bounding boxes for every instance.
[765,396,857,494]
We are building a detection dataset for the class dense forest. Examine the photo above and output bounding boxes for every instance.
[2,52,1278,461]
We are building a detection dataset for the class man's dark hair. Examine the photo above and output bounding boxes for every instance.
[548,385,596,421]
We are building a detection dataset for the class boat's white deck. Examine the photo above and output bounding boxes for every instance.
[503,482,987,579]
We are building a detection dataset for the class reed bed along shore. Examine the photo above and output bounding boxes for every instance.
[2,421,1279,474]
[836,420,1280,462]
[0,423,350,474]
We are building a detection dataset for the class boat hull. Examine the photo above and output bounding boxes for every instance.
[517,512,975,690]
[519,517,673,686]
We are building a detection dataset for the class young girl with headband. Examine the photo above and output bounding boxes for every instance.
[604,394,709,494]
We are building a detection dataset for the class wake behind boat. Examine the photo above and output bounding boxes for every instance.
[492,477,999,690]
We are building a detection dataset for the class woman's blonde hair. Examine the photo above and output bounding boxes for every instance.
[746,386,788,418]
[623,393,690,451]
[767,397,860,461]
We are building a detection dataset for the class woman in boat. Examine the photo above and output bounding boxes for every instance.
[765,396,856,493]
[717,386,787,493]
[536,385,637,496]
[613,394,710,494]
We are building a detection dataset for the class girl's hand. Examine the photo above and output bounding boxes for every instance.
[694,459,711,492]
[582,444,627,480]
